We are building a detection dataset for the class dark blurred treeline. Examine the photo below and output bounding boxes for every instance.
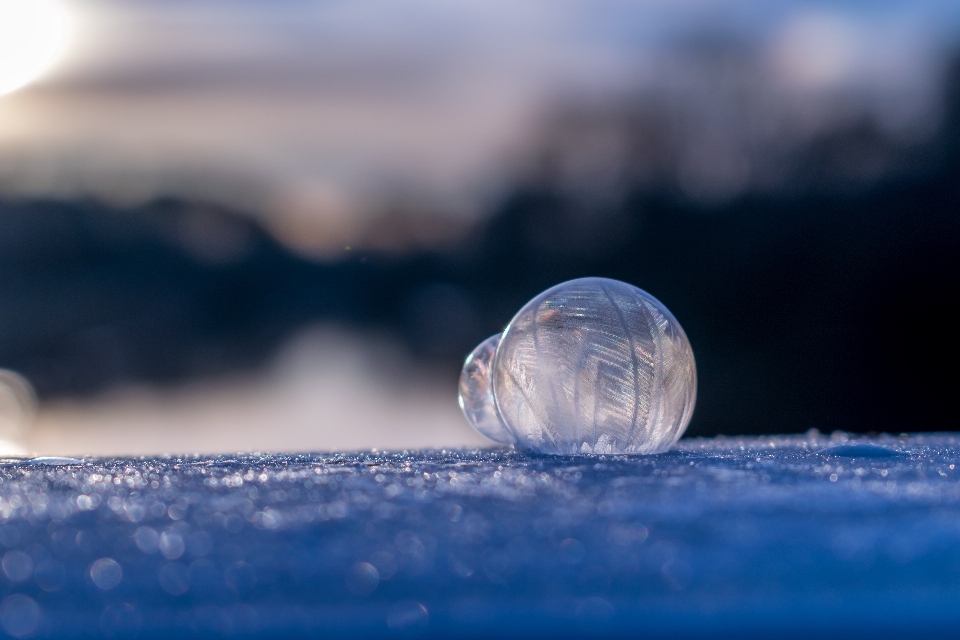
[1,61,958,437]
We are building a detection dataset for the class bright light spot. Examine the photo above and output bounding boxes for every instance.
[0,0,70,96]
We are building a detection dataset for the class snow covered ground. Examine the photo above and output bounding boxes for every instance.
[0,432,957,637]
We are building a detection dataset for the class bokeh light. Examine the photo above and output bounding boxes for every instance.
[0,0,70,96]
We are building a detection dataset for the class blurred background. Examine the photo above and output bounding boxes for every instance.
[0,0,957,455]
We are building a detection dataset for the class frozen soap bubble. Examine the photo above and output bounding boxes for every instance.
[460,278,696,454]
[458,334,516,444]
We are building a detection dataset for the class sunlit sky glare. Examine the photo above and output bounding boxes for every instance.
[0,0,959,254]
[0,0,70,96]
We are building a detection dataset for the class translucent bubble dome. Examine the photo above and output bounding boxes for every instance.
[458,334,516,444]
[492,278,696,454]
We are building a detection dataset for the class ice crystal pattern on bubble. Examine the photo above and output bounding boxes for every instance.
[462,278,696,454]
[458,334,516,444]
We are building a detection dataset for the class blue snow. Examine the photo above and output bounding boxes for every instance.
[0,432,958,638]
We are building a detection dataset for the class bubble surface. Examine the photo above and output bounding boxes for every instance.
[491,277,696,454]
[458,334,515,444]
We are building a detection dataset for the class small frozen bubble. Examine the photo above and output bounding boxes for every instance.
[461,277,696,455]
[458,334,515,444]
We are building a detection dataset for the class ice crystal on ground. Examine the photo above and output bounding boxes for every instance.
[0,433,957,637]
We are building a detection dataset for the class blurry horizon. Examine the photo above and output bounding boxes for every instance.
[27,327,487,456]
[0,0,958,454]
[3,0,959,253]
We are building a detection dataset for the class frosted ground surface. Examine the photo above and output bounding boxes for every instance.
[0,433,959,638]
